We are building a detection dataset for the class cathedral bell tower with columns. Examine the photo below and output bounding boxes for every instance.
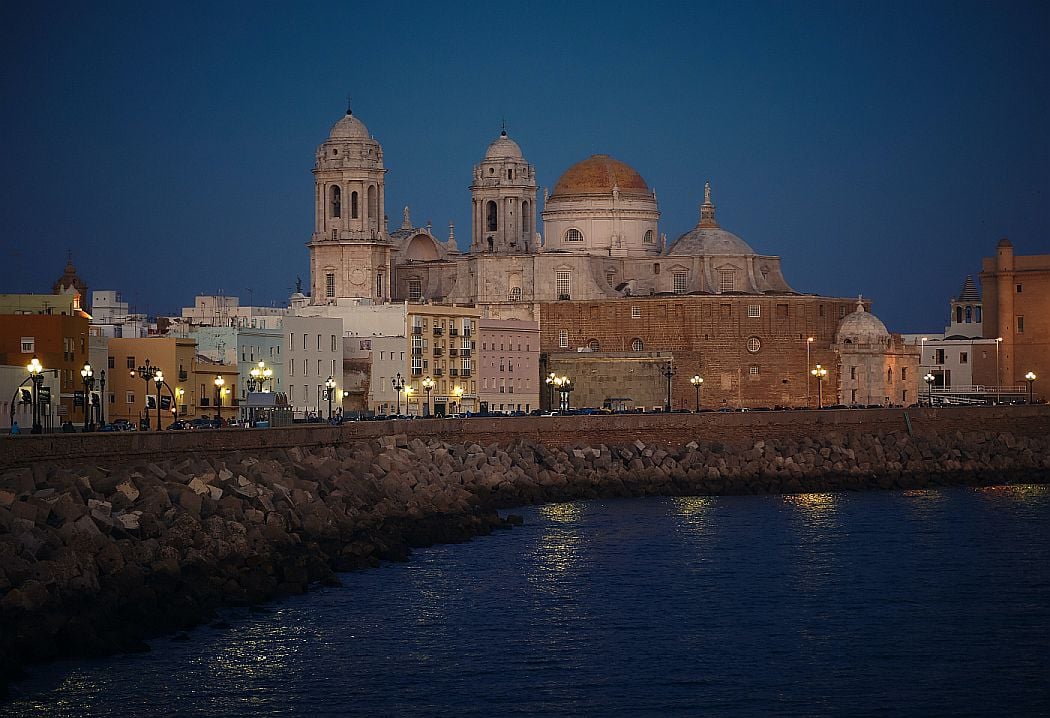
[307,104,392,303]
[470,129,538,254]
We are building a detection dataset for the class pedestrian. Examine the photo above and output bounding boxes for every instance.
[10,420,20,435]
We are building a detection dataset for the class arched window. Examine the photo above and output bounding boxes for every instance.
[976,306,982,323]
[521,201,530,235]
[965,306,972,323]
[486,201,498,231]
[631,338,643,351]
[329,186,341,218]
[351,191,359,219]
[643,229,654,244]
[887,368,893,382]
[558,330,569,348]
[565,228,583,242]
[367,186,378,228]
[588,339,600,351]
[956,306,963,324]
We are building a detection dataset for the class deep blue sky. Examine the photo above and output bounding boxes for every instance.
[2,1,1047,332]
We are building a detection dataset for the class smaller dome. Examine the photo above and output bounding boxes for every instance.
[835,298,890,344]
[329,111,370,140]
[667,227,755,256]
[485,131,523,160]
[551,155,649,197]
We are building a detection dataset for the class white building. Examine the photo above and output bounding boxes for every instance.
[284,314,342,418]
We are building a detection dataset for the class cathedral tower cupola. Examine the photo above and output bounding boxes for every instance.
[470,126,538,255]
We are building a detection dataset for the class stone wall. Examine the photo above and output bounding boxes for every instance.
[1,407,1049,695]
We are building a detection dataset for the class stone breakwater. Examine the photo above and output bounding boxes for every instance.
[2,426,1049,694]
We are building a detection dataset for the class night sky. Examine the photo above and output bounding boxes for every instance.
[1,1,1047,332]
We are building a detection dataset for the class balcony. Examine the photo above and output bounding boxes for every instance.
[449,348,459,357]
[433,368,443,377]
[178,370,188,381]
[558,294,571,301]
[411,368,423,376]
[449,328,459,336]
[412,347,423,356]
[451,369,459,376]
[433,347,443,357]
[459,348,471,357]
[460,369,472,377]
[412,326,423,335]
[433,327,443,336]
[463,329,472,337]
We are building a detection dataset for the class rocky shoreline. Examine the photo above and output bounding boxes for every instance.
[2,426,1049,696]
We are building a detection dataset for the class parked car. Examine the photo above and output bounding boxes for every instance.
[189,418,221,430]
[166,420,190,430]
[110,419,135,431]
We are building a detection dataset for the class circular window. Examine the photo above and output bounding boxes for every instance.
[746,337,762,353]
[631,338,644,351]
[565,228,583,242]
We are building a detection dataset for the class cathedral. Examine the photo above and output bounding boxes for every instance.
[306,105,917,408]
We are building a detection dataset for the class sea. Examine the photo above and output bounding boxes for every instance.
[5,485,1050,717]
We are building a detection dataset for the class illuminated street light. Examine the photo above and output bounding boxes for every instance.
[80,363,95,432]
[924,372,936,407]
[806,336,815,408]
[421,376,435,417]
[325,375,336,419]
[1026,371,1037,405]
[544,371,558,411]
[214,375,225,422]
[690,374,704,412]
[810,364,828,409]
[27,356,44,434]
[132,360,160,430]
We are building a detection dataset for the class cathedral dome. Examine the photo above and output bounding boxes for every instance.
[666,182,756,256]
[329,111,370,140]
[551,155,650,197]
[835,299,890,345]
[484,131,523,160]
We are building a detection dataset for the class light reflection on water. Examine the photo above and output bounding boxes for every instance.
[6,484,1050,717]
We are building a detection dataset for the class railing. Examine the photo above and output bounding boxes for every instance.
[411,368,422,376]
[460,369,472,377]
[459,348,471,357]
[449,348,459,356]
[449,328,459,336]
[433,327,443,336]
[412,347,422,356]
[433,347,443,356]
[451,369,459,376]
[178,371,188,381]
[412,326,423,335]
[433,368,443,377]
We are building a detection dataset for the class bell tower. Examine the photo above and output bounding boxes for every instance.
[470,128,537,254]
[307,103,392,303]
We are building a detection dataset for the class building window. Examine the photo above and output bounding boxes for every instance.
[1017,316,1024,333]
[126,356,135,369]
[588,339,600,351]
[673,272,687,294]
[409,279,422,301]
[839,305,848,318]
[329,186,341,218]
[850,366,857,379]
[1016,283,1022,293]
[976,306,982,323]
[935,349,945,364]
[631,338,643,351]
[332,335,337,352]
[376,271,384,298]
[510,287,522,301]
[125,391,135,404]
[631,306,641,319]
[749,365,759,375]
[325,273,335,298]
[487,201,498,231]
[901,367,908,380]
[643,230,654,244]
[20,337,34,353]
[351,191,359,219]
[748,304,760,318]
[565,228,583,243]
[558,330,568,348]
[746,337,761,353]
[960,352,968,364]
[719,269,735,292]
[556,271,571,299]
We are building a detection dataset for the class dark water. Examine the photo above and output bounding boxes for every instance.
[6,485,1050,717]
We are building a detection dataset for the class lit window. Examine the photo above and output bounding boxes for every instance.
[565,228,583,243]
[748,304,760,318]
[719,269,735,292]
[631,338,643,351]
[673,272,687,294]
[746,337,761,353]
[631,306,641,319]
[558,330,568,348]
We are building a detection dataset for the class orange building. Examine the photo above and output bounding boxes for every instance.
[979,239,1050,400]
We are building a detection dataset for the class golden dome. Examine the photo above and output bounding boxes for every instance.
[551,155,649,197]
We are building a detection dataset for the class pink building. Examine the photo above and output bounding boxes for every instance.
[478,319,540,413]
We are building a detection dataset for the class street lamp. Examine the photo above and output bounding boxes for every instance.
[554,375,573,411]
[131,360,160,430]
[806,336,814,408]
[154,370,164,431]
[421,376,434,416]
[392,372,406,416]
[924,372,935,407]
[80,363,95,432]
[544,371,557,411]
[452,385,464,414]
[175,387,185,422]
[98,369,106,428]
[27,356,44,434]
[214,375,225,422]
[995,337,1003,405]
[1025,371,1037,404]
[325,375,336,419]
[661,361,675,412]
[248,361,273,392]
[810,364,828,409]
[690,374,704,411]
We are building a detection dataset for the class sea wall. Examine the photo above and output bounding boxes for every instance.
[2,407,1050,694]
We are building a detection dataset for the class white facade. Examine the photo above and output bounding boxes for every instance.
[284,315,342,418]
[369,336,408,415]
[237,327,284,401]
[180,294,286,329]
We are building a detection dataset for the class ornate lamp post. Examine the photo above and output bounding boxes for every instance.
[810,364,828,409]
[97,369,107,428]
[27,356,44,434]
[249,361,273,393]
[924,372,935,407]
[545,371,557,411]
[661,361,675,412]
[690,374,704,411]
[554,375,573,411]
[325,375,336,419]
[154,370,165,430]
[1025,371,1037,404]
[452,385,464,414]
[392,372,406,416]
[421,376,434,416]
[131,361,159,428]
[214,375,225,422]
[80,363,95,432]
